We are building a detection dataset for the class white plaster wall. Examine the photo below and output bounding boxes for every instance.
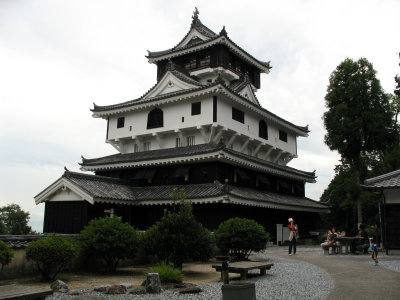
[384,189,400,204]
[217,98,297,155]
[108,95,213,140]
[107,94,298,157]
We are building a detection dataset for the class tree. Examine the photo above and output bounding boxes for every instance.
[320,165,381,234]
[79,216,140,271]
[0,240,14,272]
[0,204,32,235]
[144,188,213,270]
[215,218,269,260]
[26,235,78,281]
[323,57,396,224]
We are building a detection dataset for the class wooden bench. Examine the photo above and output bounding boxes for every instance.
[0,285,53,300]
[212,261,274,280]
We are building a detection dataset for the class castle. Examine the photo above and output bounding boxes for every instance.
[35,9,329,235]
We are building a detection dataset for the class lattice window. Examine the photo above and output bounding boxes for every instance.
[176,137,182,148]
[143,142,151,152]
[187,136,195,146]
[232,107,244,123]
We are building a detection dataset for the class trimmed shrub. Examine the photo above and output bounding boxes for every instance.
[0,240,13,271]
[25,235,78,281]
[150,262,183,284]
[144,188,213,269]
[215,217,270,260]
[79,216,140,271]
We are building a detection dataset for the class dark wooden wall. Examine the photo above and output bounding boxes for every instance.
[385,203,400,249]
[96,162,305,197]
[43,200,321,237]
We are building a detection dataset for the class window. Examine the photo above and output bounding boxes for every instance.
[147,108,163,129]
[176,137,182,148]
[259,120,268,140]
[191,102,201,115]
[143,142,151,151]
[213,96,217,122]
[199,55,210,67]
[117,117,125,128]
[279,130,288,142]
[187,136,195,146]
[232,107,244,123]
[134,144,139,153]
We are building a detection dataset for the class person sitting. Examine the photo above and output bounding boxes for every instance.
[352,224,369,254]
[321,230,336,253]
[331,227,340,249]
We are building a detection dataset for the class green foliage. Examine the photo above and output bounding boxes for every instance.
[215,218,269,260]
[79,216,140,271]
[323,57,398,224]
[0,204,32,235]
[320,165,381,234]
[149,262,183,283]
[25,235,78,281]
[0,240,14,271]
[144,188,213,270]
[323,57,396,168]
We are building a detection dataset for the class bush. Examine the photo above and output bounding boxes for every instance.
[25,235,78,281]
[215,218,269,260]
[79,216,140,271]
[150,262,183,283]
[144,188,213,269]
[0,240,13,271]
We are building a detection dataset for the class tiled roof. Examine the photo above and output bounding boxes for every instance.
[228,74,261,106]
[63,171,135,201]
[55,171,328,212]
[147,33,271,71]
[147,16,217,58]
[81,143,216,166]
[80,143,316,180]
[362,169,400,189]
[228,185,325,209]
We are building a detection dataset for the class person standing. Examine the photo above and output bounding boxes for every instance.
[288,218,298,255]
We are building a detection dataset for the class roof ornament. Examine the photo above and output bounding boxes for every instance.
[192,7,199,20]
[93,102,98,109]
[165,59,176,71]
[81,155,86,161]
[243,71,250,83]
[215,73,224,84]
[219,25,227,36]
[64,166,69,172]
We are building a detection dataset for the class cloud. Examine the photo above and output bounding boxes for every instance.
[1,0,399,232]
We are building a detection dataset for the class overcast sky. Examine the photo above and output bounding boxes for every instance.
[1,0,399,232]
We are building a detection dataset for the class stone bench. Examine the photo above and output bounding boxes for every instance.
[212,261,274,280]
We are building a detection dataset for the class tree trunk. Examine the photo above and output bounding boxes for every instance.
[355,169,363,225]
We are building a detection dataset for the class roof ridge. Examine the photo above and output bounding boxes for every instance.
[63,170,128,184]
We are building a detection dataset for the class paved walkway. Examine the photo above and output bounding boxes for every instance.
[266,246,400,300]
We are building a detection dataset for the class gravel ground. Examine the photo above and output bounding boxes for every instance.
[46,254,333,300]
